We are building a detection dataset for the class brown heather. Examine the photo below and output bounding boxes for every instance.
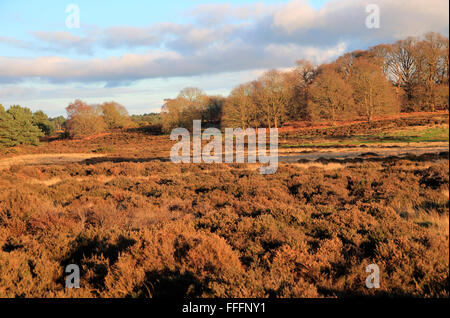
[0,154,448,297]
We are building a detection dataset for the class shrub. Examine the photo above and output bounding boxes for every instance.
[64,100,106,139]
[99,102,134,129]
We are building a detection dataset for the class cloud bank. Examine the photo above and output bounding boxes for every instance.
[0,0,448,85]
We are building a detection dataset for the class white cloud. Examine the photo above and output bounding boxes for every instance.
[272,0,318,33]
[271,0,449,39]
[0,36,35,50]
[188,2,277,25]
[0,42,346,84]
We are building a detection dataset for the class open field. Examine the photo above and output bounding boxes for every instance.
[1,112,448,167]
[281,126,449,147]
[1,143,448,169]
[0,113,448,298]
[280,113,449,145]
[0,154,106,170]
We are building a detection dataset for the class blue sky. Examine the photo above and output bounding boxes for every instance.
[0,0,448,117]
[1,1,305,55]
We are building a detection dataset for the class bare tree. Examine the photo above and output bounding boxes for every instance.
[222,83,259,129]
[350,59,400,121]
[412,32,449,111]
[283,60,317,120]
[308,68,354,124]
[254,70,290,128]
[382,37,418,103]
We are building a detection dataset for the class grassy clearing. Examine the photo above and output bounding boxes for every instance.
[385,126,449,142]
[282,126,449,148]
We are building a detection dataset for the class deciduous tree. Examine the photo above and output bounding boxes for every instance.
[222,83,259,129]
[350,59,400,121]
[308,69,354,123]
[100,102,134,129]
[64,100,106,139]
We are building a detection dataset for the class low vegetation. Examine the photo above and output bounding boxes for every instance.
[282,126,449,148]
[0,154,447,297]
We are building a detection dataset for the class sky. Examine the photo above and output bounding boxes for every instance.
[0,0,448,117]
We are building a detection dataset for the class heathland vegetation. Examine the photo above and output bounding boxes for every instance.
[0,152,448,297]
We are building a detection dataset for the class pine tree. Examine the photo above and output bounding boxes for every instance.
[33,110,55,136]
[0,105,44,147]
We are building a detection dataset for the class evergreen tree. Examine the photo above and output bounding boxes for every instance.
[0,105,44,147]
[33,110,55,136]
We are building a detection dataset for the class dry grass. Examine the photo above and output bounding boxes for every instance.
[0,154,105,170]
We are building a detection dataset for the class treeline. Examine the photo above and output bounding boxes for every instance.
[0,100,139,147]
[130,113,161,128]
[161,87,224,132]
[161,32,449,131]
[64,101,166,138]
[0,98,167,147]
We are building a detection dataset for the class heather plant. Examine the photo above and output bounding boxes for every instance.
[0,157,447,298]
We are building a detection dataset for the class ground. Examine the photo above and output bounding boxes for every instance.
[0,112,448,297]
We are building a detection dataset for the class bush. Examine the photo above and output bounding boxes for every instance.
[99,102,134,129]
[64,100,106,139]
